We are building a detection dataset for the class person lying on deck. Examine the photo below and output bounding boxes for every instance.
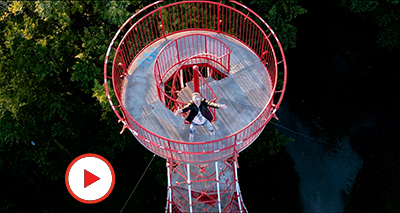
[174,91,227,142]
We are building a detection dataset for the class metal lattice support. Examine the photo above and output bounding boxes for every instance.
[166,156,246,213]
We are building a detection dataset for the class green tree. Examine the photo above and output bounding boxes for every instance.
[340,0,400,50]
[248,0,307,51]
[0,0,138,184]
[241,124,294,167]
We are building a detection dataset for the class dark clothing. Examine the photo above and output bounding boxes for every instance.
[181,99,219,123]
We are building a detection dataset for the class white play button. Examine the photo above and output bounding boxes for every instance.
[65,153,115,204]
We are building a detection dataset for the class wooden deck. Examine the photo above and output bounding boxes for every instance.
[121,30,272,142]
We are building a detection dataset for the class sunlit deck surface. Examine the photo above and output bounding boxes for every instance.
[122,30,272,142]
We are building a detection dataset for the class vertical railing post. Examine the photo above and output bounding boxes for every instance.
[159,9,166,37]
[261,36,266,61]
[118,50,128,75]
[180,69,184,89]
[155,62,162,102]
[227,53,231,74]
[205,35,207,53]
[217,4,221,33]
[175,40,180,62]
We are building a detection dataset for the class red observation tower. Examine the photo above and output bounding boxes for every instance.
[104,1,287,212]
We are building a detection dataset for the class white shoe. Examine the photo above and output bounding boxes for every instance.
[211,131,215,140]
[189,133,194,142]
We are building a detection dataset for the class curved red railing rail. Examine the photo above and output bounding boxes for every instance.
[155,33,231,85]
[154,33,230,117]
[104,0,287,163]
[156,55,219,119]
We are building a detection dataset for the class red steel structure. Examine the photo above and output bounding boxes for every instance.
[154,34,230,104]
[154,33,231,122]
[104,1,287,212]
[158,56,219,122]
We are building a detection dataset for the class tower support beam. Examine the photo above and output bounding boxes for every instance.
[193,68,200,93]
[234,160,243,212]
[215,161,222,213]
[166,160,173,213]
[187,164,193,213]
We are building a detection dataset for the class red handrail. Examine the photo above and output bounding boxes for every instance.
[155,33,231,84]
[104,0,287,163]
[157,55,219,121]
[154,34,231,114]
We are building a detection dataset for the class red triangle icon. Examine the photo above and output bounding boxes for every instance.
[84,169,100,188]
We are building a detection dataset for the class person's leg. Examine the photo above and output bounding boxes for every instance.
[189,123,198,142]
[203,120,215,140]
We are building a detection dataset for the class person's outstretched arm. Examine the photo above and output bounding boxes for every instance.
[204,99,227,109]
[174,102,192,116]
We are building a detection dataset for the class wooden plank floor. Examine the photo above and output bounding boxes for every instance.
[121,30,272,142]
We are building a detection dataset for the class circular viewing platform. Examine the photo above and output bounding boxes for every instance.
[104,1,286,163]
[122,30,272,142]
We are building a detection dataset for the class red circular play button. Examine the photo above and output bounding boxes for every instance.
[65,153,115,204]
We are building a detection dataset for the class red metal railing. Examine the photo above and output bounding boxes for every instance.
[157,56,219,121]
[154,34,231,85]
[104,0,287,163]
[154,33,230,120]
